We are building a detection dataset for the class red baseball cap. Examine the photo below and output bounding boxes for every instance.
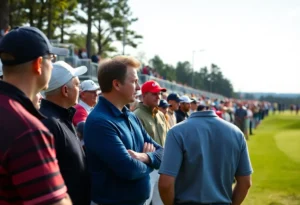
[141,80,167,94]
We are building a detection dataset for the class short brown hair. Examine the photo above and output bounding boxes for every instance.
[98,55,140,93]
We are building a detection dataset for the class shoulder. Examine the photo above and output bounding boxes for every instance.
[42,115,60,127]
[133,106,143,115]
[86,110,117,131]
[74,103,85,111]
[217,118,245,137]
[1,97,49,134]
[133,108,149,121]
[88,106,108,120]
[157,110,166,120]
[129,111,143,123]
[157,110,164,117]
[74,105,88,116]
[39,103,60,120]
[41,116,65,138]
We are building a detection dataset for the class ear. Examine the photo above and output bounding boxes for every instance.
[33,57,43,75]
[61,85,69,97]
[112,79,121,91]
[79,91,84,99]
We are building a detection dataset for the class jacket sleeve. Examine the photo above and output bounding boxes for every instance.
[84,118,153,180]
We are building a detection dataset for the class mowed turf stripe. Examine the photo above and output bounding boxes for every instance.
[243,112,300,205]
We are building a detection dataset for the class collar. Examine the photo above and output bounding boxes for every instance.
[176,108,187,116]
[98,96,129,117]
[40,99,76,120]
[79,100,93,114]
[137,102,159,116]
[0,81,45,120]
[137,103,153,114]
[190,110,218,118]
[168,109,174,115]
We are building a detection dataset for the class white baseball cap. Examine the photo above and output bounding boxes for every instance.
[180,95,193,103]
[80,80,100,91]
[0,60,3,76]
[45,61,87,93]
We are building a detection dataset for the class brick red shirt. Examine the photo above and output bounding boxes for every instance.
[73,103,88,126]
[0,81,67,205]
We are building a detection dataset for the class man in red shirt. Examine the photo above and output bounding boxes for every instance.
[0,26,72,205]
[73,79,100,126]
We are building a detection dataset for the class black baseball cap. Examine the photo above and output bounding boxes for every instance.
[0,26,68,65]
[191,97,199,104]
[158,100,170,108]
[167,93,181,103]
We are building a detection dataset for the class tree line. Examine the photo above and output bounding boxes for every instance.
[0,0,142,57]
[0,0,237,97]
[148,55,235,97]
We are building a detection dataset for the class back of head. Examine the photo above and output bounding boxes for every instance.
[197,104,207,111]
[0,26,67,69]
[45,61,87,92]
[0,27,68,91]
[43,61,87,107]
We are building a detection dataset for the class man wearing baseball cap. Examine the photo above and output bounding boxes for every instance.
[40,61,91,205]
[0,27,71,205]
[176,95,193,123]
[190,97,199,114]
[158,99,170,115]
[166,93,182,127]
[158,99,171,129]
[73,79,100,126]
[134,80,169,205]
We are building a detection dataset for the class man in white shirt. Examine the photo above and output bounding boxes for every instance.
[247,106,254,136]
[73,79,100,126]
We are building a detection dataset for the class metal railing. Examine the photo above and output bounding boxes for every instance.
[54,52,225,99]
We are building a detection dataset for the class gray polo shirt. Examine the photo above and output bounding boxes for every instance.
[159,110,253,204]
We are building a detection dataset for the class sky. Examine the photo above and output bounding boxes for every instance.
[122,0,300,93]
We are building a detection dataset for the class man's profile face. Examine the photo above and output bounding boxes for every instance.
[118,67,141,104]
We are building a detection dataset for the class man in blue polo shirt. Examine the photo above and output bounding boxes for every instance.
[159,110,253,205]
[84,56,164,205]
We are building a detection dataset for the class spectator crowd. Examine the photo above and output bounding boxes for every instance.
[5,26,291,205]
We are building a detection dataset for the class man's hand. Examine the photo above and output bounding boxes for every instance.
[143,142,156,153]
[128,150,150,163]
[128,142,156,164]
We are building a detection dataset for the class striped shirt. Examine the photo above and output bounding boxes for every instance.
[0,81,67,205]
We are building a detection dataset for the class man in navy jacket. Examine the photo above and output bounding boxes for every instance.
[84,56,164,205]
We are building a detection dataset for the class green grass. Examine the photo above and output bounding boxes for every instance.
[243,112,300,205]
